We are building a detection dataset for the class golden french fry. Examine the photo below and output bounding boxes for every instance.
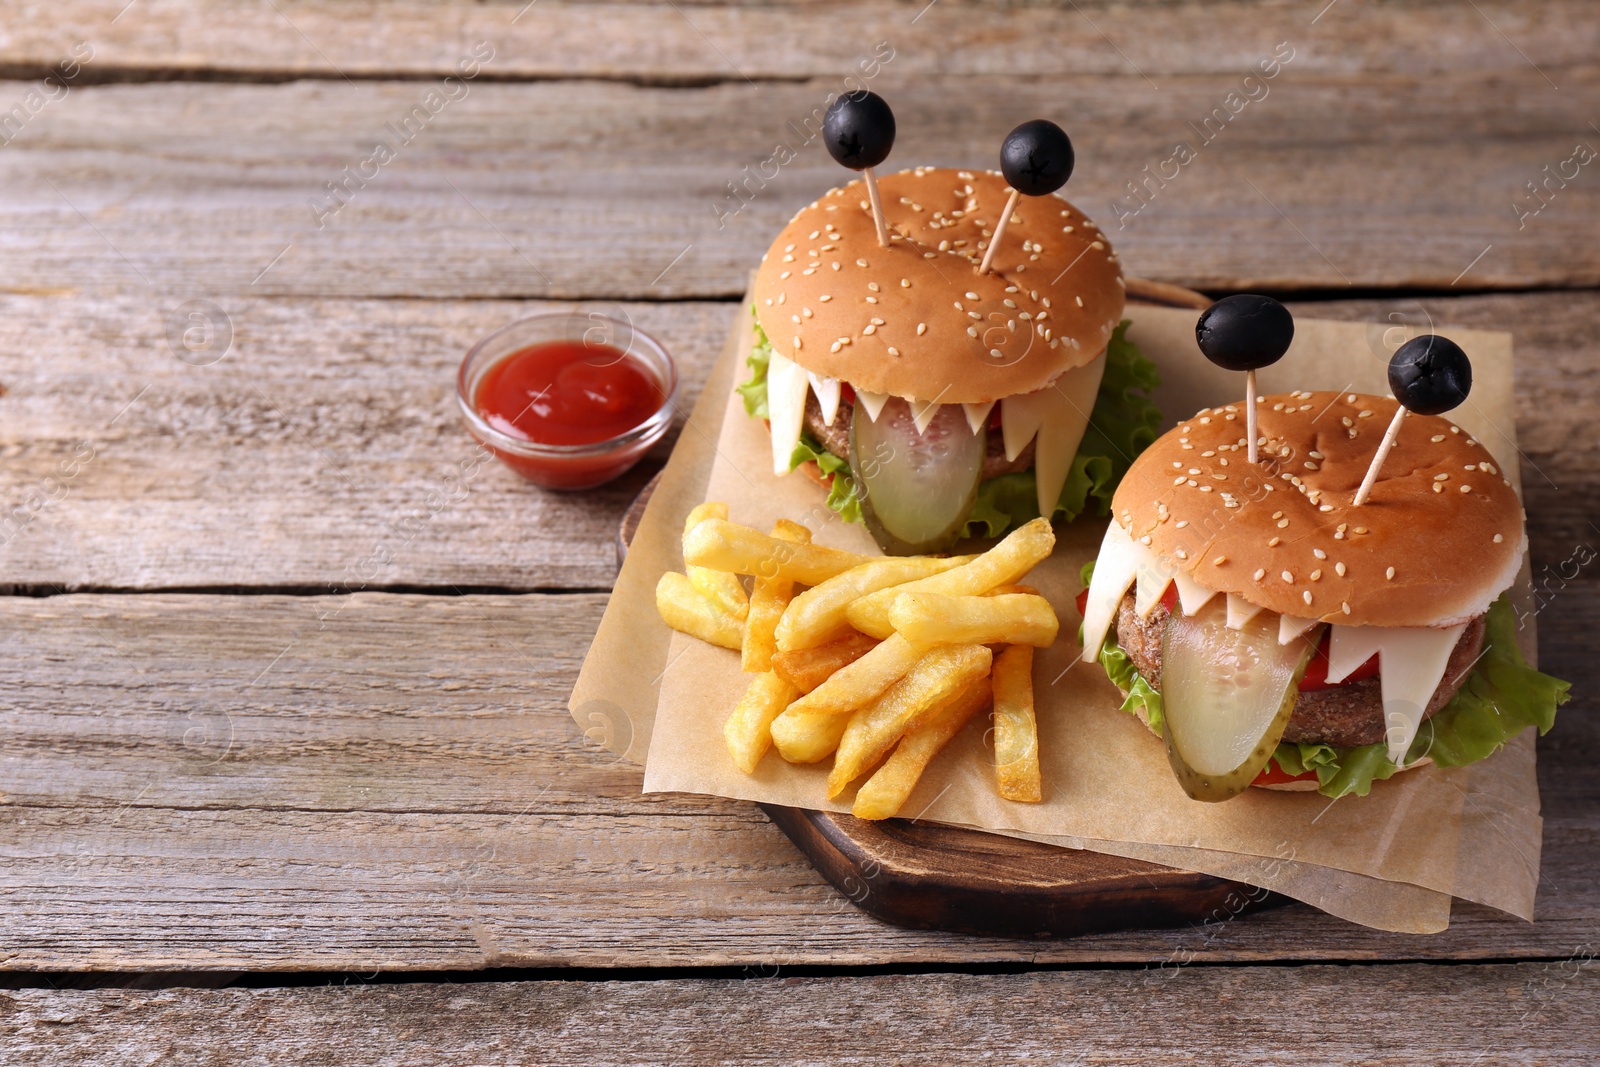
[684,503,749,621]
[774,554,976,652]
[684,519,873,586]
[846,518,1056,638]
[781,633,922,719]
[742,520,812,672]
[888,592,1059,649]
[771,631,880,693]
[852,675,993,820]
[827,644,992,798]
[655,571,744,650]
[770,706,851,764]
[992,644,1042,802]
[724,670,801,774]
[987,583,1040,596]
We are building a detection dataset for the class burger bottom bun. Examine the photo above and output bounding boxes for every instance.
[1115,689,1432,792]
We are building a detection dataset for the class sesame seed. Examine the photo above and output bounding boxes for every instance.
[888,347,899,356]
[1140,535,1153,545]
[1173,476,1187,486]
[829,341,840,353]
[1277,519,1290,529]
[1461,484,1472,493]
[1313,548,1327,560]
[819,294,831,302]
[780,271,791,280]
[867,282,880,292]
[1310,569,1322,581]
[965,291,980,300]
[954,302,964,311]
[863,325,877,335]
[1335,562,1346,576]
[989,348,1002,358]
[793,337,802,349]
[1282,570,1294,583]
[1354,527,1368,534]
[1303,590,1314,605]
[1214,556,1227,565]
[1175,549,1188,560]
[1253,569,1266,581]
[856,259,868,267]
[1268,537,1281,547]
[1435,473,1450,481]
[916,323,927,335]
[1358,410,1374,418]
[1176,519,1189,528]
[1319,504,1334,512]
[1385,567,1395,580]
[1432,434,1446,443]
[901,278,911,288]
[967,326,978,338]
[866,297,878,304]
[1494,533,1504,543]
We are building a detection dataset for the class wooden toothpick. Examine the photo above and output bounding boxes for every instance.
[863,167,889,248]
[1353,406,1408,506]
[977,188,1021,275]
[1246,370,1260,464]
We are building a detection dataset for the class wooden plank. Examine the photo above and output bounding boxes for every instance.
[0,290,1591,591]
[4,963,1597,1064]
[1,72,1595,300]
[3,0,1592,81]
[0,590,1592,970]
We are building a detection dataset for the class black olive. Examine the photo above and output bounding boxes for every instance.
[1388,334,1472,415]
[1195,294,1295,372]
[823,91,895,171]
[1000,120,1074,196]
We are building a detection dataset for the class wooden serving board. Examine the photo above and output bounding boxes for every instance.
[622,279,1289,939]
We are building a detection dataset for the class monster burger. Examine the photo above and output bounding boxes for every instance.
[739,95,1159,554]
[1079,327,1569,801]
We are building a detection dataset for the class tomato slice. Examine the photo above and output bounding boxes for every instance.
[1252,760,1319,787]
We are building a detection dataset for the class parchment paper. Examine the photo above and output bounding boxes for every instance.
[570,300,1543,933]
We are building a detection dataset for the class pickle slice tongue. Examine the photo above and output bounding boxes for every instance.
[1160,599,1319,802]
[850,398,985,556]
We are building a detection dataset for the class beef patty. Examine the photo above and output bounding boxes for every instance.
[801,393,1034,482]
[1112,592,1487,748]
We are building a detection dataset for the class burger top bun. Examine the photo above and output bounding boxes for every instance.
[752,167,1125,405]
[1113,391,1526,629]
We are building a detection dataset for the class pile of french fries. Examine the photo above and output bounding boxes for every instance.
[655,506,1060,820]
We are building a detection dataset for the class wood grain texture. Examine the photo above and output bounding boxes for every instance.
[0,71,1595,300]
[0,291,1591,591]
[4,963,1598,1065]
[0,589,1592,970]
[3,0,1593,81]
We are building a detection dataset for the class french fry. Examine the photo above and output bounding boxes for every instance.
[655,571,744,650]
[987,583,1040,596]
[846,518,1056,638]
[888,592,1059,649]
[770,631,880,693]
[684,503,748,621]
[774,554,976,652]
[742,520,812,672]
[684,519,873,586]
[770,706,851,764]
[780,633,922,719]
[826,643,992,798]
[852,675,993,820]
[992,644,1042,802]
[724,670,801,774]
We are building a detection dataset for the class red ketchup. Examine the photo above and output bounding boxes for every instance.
[467,338,670,490]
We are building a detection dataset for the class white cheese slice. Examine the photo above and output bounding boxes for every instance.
[1326,622,1467,765]
[808,373,840,427]
[1172,572,1219,617]
[909,399,941,435]
[1080,520,1141,661]
[765,351,811,476]
[962,401,995,435]
[1000,391,1046,462]
[1134,549,1179,619]
[1028,352,1106,518]
[855,390,889,422]
[1226,593,1264,630]
[1278,614,1320,646]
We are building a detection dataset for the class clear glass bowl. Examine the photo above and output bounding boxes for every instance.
[457,311,677,490]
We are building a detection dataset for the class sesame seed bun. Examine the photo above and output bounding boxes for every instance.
[1112,391,1526,628]
[752,167,1125,404]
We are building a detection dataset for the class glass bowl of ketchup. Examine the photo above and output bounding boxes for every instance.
[457,310,677,490]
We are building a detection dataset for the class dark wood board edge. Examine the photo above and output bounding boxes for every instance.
[617,277,1289,939]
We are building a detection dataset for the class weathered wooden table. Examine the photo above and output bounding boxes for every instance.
[1,1,1596,1061]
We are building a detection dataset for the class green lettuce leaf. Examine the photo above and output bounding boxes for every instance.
[736,311,1162,535]
[1081,556,1570,799]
